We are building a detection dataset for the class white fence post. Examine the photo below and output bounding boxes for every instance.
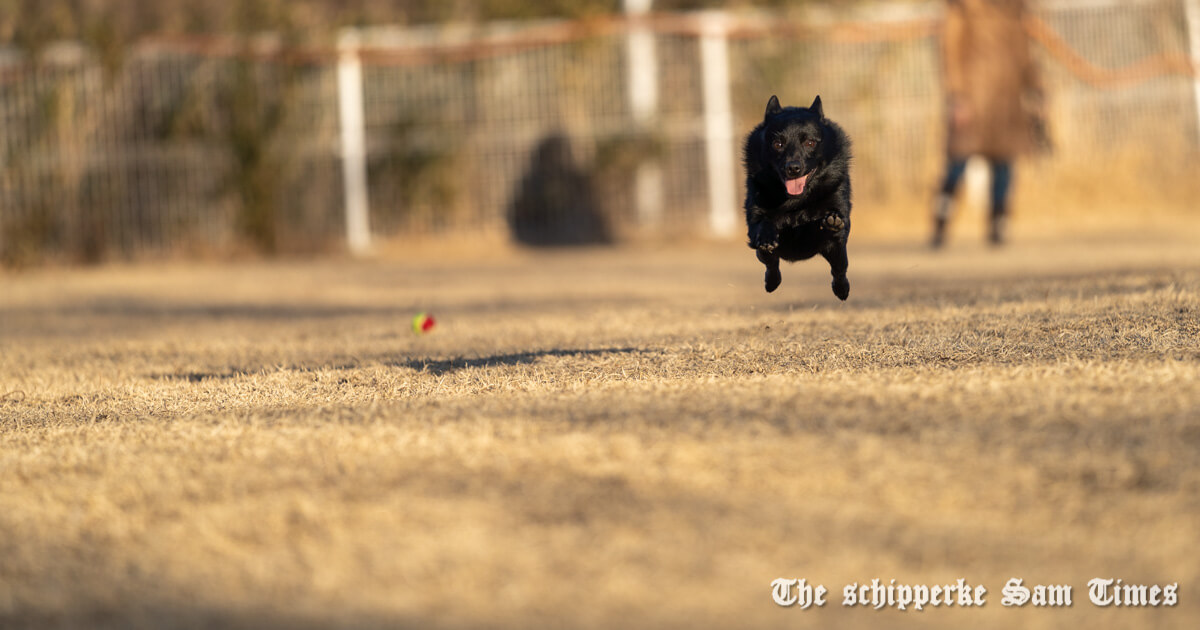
[337,29,372,255]
[624,0,664,228]
[1185,0,1200,149]
[699,11,738,237]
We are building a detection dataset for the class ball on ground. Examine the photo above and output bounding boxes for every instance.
[412,312,436,334]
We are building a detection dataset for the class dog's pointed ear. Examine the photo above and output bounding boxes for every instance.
[810,95,824,118]
[765,95,782,118]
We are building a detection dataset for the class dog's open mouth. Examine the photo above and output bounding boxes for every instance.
[785,173,810,196]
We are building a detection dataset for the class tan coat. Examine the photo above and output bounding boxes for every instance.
[942,0,1044,159]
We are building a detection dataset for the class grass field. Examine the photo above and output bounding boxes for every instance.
[3,231,1200,629]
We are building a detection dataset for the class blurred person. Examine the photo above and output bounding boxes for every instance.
[932,0,1048,248]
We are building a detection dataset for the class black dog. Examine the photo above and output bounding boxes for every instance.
[744,95,852,299]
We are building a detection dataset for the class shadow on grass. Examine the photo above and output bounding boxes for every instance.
[404,347,645,376]
[759,266,1190,313]
[148,347,647,382]
[4,606,425,630]
[154,370,249,382]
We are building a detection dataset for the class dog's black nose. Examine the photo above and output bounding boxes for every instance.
[785,162,804,178]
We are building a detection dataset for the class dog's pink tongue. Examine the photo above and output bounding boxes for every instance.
[786,175,808,196]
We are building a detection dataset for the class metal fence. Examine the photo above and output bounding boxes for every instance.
[1,0,1198,263]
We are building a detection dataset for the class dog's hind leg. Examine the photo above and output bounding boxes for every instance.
[820,243,850,301]
[756,249,782,293]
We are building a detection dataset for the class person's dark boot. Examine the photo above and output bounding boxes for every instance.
[931,217,948,249]
[988,212,1007,246]
[931,194,952,249]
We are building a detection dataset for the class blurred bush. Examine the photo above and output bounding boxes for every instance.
[0,1,822,53]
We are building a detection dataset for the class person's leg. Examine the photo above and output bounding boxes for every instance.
[932,156,968,248]
[989,158,1013,245]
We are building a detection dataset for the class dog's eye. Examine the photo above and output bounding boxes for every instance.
[803,139,818,148]
[772,139,785,151]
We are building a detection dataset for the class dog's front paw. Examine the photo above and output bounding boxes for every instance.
[832,275,849,301]
[821,213,846,233]
[751,236,778,253]
[748,224,779,253]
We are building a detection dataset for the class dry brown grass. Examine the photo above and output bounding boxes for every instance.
[3,232,1200,629]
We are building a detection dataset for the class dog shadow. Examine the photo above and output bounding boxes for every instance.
[150,347,645,382]
[403,347,642,376]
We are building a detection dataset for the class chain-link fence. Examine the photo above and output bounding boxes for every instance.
[1,0,1198,263]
